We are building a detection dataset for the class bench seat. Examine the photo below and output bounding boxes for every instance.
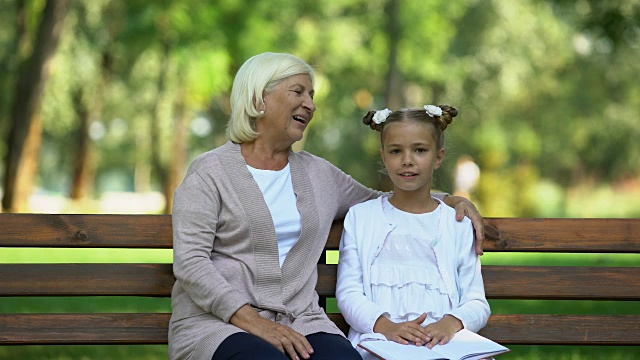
[1,214,639,347]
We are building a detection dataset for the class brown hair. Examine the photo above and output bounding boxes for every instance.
[362,105,458,150]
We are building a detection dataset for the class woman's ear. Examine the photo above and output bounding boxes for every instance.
[255,92,267,111]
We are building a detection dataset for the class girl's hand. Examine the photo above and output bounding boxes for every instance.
[423,315,464,349]
[373,313,429,346]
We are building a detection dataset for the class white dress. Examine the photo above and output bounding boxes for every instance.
[370,196,449,326]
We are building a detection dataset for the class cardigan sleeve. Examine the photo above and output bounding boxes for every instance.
[172,170,251,322]
[325,160,381,219]
[336,208,388,334]
[447,219,491,332]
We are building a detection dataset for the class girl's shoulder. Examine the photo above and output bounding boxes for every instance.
[437,198,472,226]
[350,195,385,210]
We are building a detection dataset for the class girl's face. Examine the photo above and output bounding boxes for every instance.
[258,74,316,147]
[379,120,445,195]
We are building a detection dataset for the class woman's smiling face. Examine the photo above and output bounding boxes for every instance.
[259,74,316,146]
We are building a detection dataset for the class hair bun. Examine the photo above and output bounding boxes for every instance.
[437,105,458,130]
[363,110,383,131]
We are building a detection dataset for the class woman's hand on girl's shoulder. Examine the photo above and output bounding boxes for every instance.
[443,195,485,255]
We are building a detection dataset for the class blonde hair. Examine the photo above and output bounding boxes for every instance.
[226,52,315,143]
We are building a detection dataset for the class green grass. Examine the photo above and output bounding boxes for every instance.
[0,248,173,264]
[1,249,639,359]
[0,345,169,360]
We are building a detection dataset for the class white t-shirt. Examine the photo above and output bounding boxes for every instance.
[247,164,302,267]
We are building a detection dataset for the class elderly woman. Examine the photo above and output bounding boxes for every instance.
[169,52,484,360]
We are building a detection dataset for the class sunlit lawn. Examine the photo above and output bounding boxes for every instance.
[1,249,638,359]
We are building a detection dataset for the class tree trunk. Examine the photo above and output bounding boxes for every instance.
[0,1,27,171]
[2,0,27,85]
[167,75,189,214]
[69,89,96,200]
[13,114,42,212]
[2,0,71,212]
[150,40,172,213]
[69,52,112,200]
[384,0,403,110]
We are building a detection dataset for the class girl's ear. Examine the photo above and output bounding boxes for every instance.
[434,148,445,169]
[379,147,386,165]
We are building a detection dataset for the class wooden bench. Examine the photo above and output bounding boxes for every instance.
[1,214,639,349]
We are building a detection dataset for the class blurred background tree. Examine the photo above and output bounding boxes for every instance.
[0,0,638,217]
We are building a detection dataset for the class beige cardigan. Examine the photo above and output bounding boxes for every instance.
[169,141,382,360]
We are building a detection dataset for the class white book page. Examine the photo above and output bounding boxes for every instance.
[359,329,509,360]
[358,341,448,360]
[430,329,510,360]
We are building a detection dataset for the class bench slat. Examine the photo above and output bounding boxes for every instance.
[483,265,640,300]
[2,313,638,346]
[483,218,640,253]
[0,214,172,248]
[0,264,174,296]
[0,313,170,345]
[2,216,638,252]
[318,264,640,300]
[328,314,640,346]
[4,264,640,300]
[480,314,640,345]
[327,218,640,252]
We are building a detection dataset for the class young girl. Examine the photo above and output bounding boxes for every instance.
[336,105,490,358]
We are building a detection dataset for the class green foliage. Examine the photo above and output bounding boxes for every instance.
[1,0,639,213]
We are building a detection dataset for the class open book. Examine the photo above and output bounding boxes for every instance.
[358,329,510,360]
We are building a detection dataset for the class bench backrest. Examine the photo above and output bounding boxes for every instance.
[0,214,639,346]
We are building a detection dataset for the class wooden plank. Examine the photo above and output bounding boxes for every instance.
[2,215,638,252]
[326,219,344,250]
[326,218,640,252]
[317,264,640,300]
[483,218,640,252]
[0,264,174,296]
[0,313,170,345]
[479,314,640,345]
[2,313,639,346]
[4,262,640,299]
[0,214,172,248]
[483,265,640,300]
[328,314,640,346]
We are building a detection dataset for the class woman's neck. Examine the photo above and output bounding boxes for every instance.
[240,140,290,170]
[388,189,438,214]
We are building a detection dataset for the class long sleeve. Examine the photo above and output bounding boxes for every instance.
[325,159,382,218]
[447,220,491,332]
[336,208,388,334]
[172,170,250,322]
